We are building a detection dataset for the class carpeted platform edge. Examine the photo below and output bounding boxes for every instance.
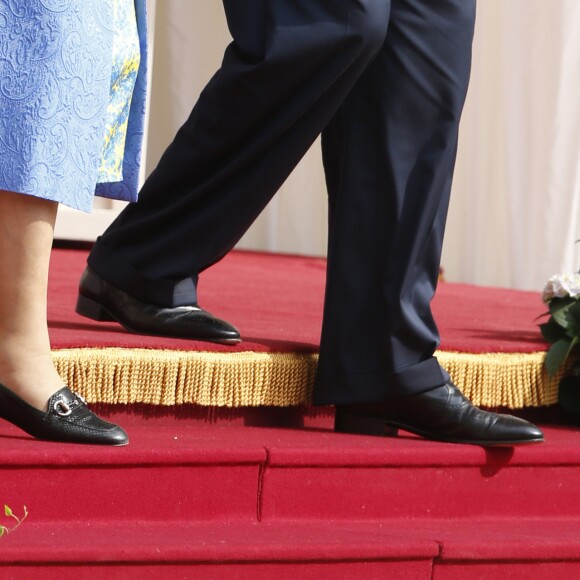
[52,348,558,409]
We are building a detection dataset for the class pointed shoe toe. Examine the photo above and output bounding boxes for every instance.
[488,414,544,445]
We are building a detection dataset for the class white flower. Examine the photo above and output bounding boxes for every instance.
[542,273,580,303]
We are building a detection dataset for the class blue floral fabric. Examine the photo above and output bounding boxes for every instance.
[98,0,141,184]
[97,0,148,207]
[0,0,148,212]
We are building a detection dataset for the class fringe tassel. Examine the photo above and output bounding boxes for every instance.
[53,348,557,409]
[437,351,559,408]
[53,349,318,407]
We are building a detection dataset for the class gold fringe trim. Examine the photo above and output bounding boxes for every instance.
[52,348,318,407]
[52,348,558,409]
[436,351,559,409]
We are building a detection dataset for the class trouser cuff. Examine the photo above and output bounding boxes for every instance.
[313,357,449,404]
[88,239,198,307]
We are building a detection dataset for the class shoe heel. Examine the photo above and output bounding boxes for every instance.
[76,294,115,322]
[334,410,398,437]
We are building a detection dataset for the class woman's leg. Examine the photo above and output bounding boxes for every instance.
[0,190,128,445]
[0,190,66,411]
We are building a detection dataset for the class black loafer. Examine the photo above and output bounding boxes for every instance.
[76,267,241,344]
[0,383,128,445]
[334,382,544,446]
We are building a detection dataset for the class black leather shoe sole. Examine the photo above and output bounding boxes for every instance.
[76,268,241,345]
[335,410,399,437]
[0,383,128,446]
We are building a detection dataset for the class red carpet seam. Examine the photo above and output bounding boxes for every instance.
[257,448,270,523]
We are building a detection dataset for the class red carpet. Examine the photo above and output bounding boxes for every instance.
[49,247,548,354]
[0,248,576,577]
[2,419,580,578]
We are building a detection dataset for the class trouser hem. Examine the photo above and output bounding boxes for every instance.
[313,357,449,404]
[88,239,198,307]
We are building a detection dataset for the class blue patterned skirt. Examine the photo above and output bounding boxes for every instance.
[0,0,146,212]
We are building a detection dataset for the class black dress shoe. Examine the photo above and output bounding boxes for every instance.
[334,382,544,446]
[76,267,241,344]
[0,384,129,445]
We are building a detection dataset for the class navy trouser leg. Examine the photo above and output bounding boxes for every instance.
[314,0,477,403]
[89,0,476,404]
[89,0,390,306]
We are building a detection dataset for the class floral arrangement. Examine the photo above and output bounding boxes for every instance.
[541,272,580,415]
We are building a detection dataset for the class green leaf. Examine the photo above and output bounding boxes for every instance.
[545,338,574,376]
[0,527,5,537]
[549,296,576,314]
[559,376,580,418]
[549,297,577,330]
[540,319,567,343]
[568,299,580,317]
[552,303,575,328]
[564,301,580,336]
[4,505,12,518]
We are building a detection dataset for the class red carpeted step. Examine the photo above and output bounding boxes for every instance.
[1,519,580,579]
[3,419,580,578]
[0,521,438,579]
[2,421,580,523]
[0,422,265,523]
[418,518,580,579]
[260,425,580,521]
